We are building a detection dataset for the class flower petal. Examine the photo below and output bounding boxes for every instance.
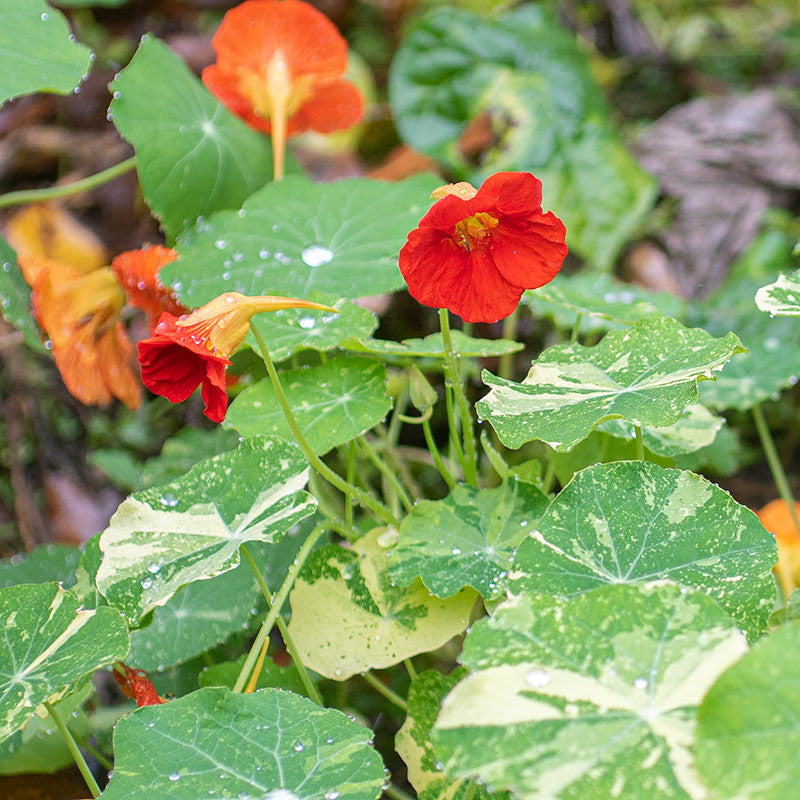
[201,360,230,423]
[290,80,363,135]
[476,171,543,216]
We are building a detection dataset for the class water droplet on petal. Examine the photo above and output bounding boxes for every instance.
[301,245,334,267]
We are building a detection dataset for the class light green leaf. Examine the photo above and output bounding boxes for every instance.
[251,294,377,363]
[432,584,748,799]
[673,425,746,478]
[696,623,800,800]
[510,461,777,640]
[525,271,685,335]
[0,544,80,590]
[101,687,385,800]
[389,5,656,268]
[198,656,312,697]
[96,436,316,623]
[288,529,477,680]
[478,315,744,451]
[0,235,44,351]
[598,404,723,457]
[166,173,440,305]
[73,534,103,610]
[0,686,90,775]
[389,480,549,600]
[109,35,279,240]
[755,270,800,316]
[0,582,128,742]
[343,330,523,359]
[226,357,392,455]
[0,0,91,105]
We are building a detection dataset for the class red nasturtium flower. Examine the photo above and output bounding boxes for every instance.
[19,256,142,410]
[757,498,800,597]
[201,0,363,178]
[398,172,568,324]
[111,245,186,329]
[138,292,336,422]
[114,663,165,707]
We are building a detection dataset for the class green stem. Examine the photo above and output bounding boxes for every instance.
[404,657,417,682]
[251,326,398,527]
[78,738,113,772]
[384,784,416,800]
[358,436,414,513]
[498,307,519,380]
[634,425,645,461]
[439,309,478,486]
[237,534,325,703]
[0,157,136,209]
[541,460,556,494]
[44,701,100,798]
[422,417,458,490]
[361,671,408,712]
[345,440,356,530]
[570,312,583,344]
[753,404,800,535]
[461,778,478,800]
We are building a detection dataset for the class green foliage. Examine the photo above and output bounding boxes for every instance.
[0,236,43,351]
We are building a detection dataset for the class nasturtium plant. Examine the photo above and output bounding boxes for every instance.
[96,436,316,622]
[101,688,386,800]
[510,461,777,639]
[432,584,748,799]
[389,5,656,268]
[0,583,128,742]
[1,0,799,796]
[288,529,477,680]
[478,315,744,451]
[696,623,800,800]
[389,479,549,601]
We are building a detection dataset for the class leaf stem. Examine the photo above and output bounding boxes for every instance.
[0,157,137,209]
[497,307,519,379]
[635,425,645,461]
[237,532,326,703]
[44,700,101,799]
[461,778,478,800]
[444,381,467,476]
[251,325,398,527]
[422,416,458,490]
[439,309,478,485]
[570,312,583,344]
[384,784,416,800]
[753,404,800,535]
[358,436,414,513]
[404,657,417,682]
[345,440,356,530]
[360,671,408,712]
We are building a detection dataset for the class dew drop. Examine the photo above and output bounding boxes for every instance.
[525,669,550,688]
[141,577,153,590]
[215,239,227,250]
[325,792,340,800]
[168,771,181,782]
[41,12,48,20]
[634,677,648,689]
[159,493,178,507]
[301,245,334,268]
[293,741,305,752]
[298,316,316,329]
[147,562,161,574]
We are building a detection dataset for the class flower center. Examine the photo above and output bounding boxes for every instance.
[453,212,499,251]
[236,51,315,121]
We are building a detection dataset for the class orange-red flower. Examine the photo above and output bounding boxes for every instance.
[18,256,141,410]
[111,245,186,329]
[138,292,336,422]
[398,172,568,323]
[757,498,800,597]
[201,0,363,178]
[114,663,165,707]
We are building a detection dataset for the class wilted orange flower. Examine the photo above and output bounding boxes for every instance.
[114,663,165,707]
[138,292,336,422]
[201,0,363,179]
[111,245,186,329]
[757,498,800,597]
[18,255,141,410]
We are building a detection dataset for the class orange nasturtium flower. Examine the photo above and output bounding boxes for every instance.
[114,663,166,707]
[138,292,336,422]
[18,256,142,410]
[201,0,363,179]
[398,172,568,324]
[111,245,186,329]
[757,498,800,597]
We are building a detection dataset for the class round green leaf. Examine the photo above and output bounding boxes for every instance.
[0,235,44,351]
[696,623,800,800]
[525,271,685,335]
[96,436,316,623]
[109,35,278,240]
[226,357,392,455]
[251,295,377,363]
[389,479,549,600]
[288,529,477,680]
[101,687,385,800]
[167,173,440,305]
[0,582,128,742]
[389,5,656,268]
[0,544,80,590]
[478,315,744,451]
[342,330,523,359]
[755,270,800,316]
[432,584,748,799]
[510,461,776,639]
[0,0,91,105]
